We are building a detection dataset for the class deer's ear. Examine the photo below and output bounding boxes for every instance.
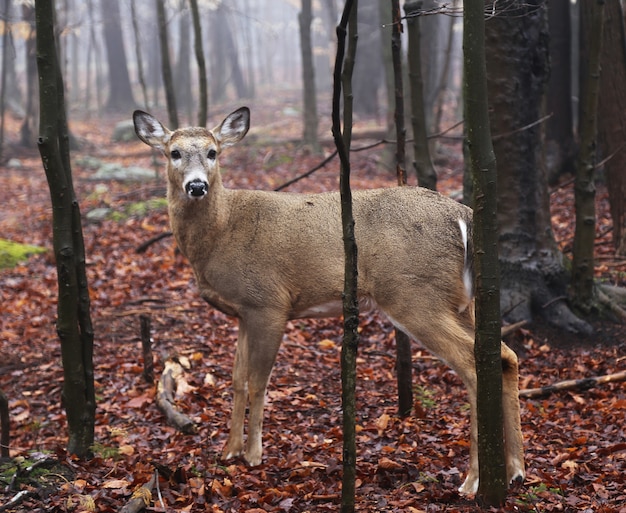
[133,110,171,151]
[214,107,250,148]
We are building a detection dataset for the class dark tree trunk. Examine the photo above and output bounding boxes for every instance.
[100,0,135,112]
[404,0,437,191]
[299,0,320,150]
[190,0,208,126]
[598,0,626,257]
[545,0,576,183]
[571,0,605,312]
[130,0,149,109]
[464,0,507,505]
[155,0,178,129]
[35,0,95,458]
[333,1,358,510]
[485,0,591,334]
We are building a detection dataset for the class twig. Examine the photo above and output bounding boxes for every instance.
[0,491,36,512]
[140,315,154,384]
[520,370,626,398]
[0,389,9,458]
[136,232,173,253]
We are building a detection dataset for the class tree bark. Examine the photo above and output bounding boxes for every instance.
[404,0,437,191]
[299,0,320,151]
[332,1,358,510]
[464,0,507,505]
[155,0,178,129]
[485,0,591,334]
[35,0,95,458]
[571,0,605,313]
[598,0,626,257]
[100,0,135,112]
[545,0,576,183]
[189,0,208,126]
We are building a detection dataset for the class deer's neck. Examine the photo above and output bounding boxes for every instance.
[167,181,231,260]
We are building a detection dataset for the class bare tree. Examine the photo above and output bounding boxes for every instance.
[299,0,320,150]
[35,0,95,458]
[190,0,208,126]
[100,0,135,111]
[155,0,178,128]
[465,0,507,504]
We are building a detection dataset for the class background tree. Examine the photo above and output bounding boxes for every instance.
[175,2,193,124]
[100,0,135,111]
[156,0,178,129]
[352,0,382,117]
[190,0,208,126]
[485,0,591,334]
[404,1,437,190]
[545,0,576,183]
[20,4,37,146]
[464,0,507,504]
[35,0,95,458]
[571,0,605,313]
[598,0,626,257]
[299,0,320,151]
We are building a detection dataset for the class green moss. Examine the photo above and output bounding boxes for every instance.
[0,239,47,270]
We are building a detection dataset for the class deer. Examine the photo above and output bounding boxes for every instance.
[132,107,525,495]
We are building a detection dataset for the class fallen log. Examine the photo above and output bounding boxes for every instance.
[520,370,626,398]
[155,359,197,434]
[119,471,158,513]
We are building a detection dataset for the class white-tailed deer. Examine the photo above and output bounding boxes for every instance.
[133,107,525,495]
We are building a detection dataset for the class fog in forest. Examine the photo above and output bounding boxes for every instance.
[2,0,463,134]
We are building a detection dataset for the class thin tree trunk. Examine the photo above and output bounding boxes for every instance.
[571,0,605,312]
[0,0,10,161]
[332,1,358,510]
[299,0,320,151]
[35,0,95,458]
[389,0,413,419]
[155,0,178,129]
[190,0,208,126]
[404,0,437,190]
[464,0,507,505]
[130,0,150,109]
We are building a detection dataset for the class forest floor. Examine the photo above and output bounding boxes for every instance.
[1,99,625,512]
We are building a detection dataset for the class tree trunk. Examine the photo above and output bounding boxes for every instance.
[299,0,320,151]
[100,0,135,112]
[155,0,178,129]
[20,5,37,147]
[130,0,150,109]
[333,1,358,510]
[190,0,208,126]
[175,3,192,124]
[35,0,95,458]
[598,0,626,257]
[545,0,576,183]
[571,0,605,313]
[352,0,381,117]
[0,0,11,161]
[485,0,591,334]
[404,0,437,191]
[464,0,506,505]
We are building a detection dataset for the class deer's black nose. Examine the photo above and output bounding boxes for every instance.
[186,179,208,197]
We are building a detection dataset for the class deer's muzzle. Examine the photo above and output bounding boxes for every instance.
[185,179,209,198]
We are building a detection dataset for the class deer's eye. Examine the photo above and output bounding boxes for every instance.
[207,149,217,160]
[171,149,181,160]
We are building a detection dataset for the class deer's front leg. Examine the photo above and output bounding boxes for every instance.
[222,334,248,461]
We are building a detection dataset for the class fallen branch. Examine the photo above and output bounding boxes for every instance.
[520,370,626,398]
[0,490,36,512]
[155,359,197,434]
[119,471,158,513]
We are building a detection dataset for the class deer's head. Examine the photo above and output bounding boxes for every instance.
[133,108,250,199]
